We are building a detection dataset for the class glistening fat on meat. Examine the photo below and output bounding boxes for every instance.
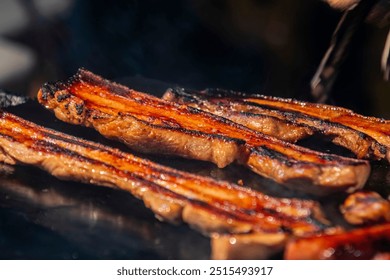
[0,111,332,259]
[162,87,389,162]
[37,68,370,195]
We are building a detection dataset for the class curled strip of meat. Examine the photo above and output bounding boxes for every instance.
[340,191,390,225]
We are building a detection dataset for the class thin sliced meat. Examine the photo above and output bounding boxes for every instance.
[163,87,388,162]
[163,87,314,143]
[0,111,329,239]
[37,69,370,195]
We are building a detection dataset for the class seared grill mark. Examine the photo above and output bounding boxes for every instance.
[252,146,296,167]
[75,103,84,115]
[0,111,330,237]
[37,68,370,195]
[56,93,71,102]
[319,154,340,162]
[40,83,56,100]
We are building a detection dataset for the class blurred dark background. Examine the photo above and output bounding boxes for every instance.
[0,0,389,117]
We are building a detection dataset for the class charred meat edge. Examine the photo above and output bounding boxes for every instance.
[37,68,370,195]
[0,112,331,256]
[163,87,388,162]
[285,223,390,260]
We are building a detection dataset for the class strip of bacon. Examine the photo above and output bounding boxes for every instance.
[285,223,390,259]
[163,87,388,162]
[37,69,370,195]
[0,111,329,240]
[163,88,314,143]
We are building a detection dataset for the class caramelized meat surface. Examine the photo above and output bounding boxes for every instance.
[163,88,389,162]
[37,69,370,195]
[0,111,330,241]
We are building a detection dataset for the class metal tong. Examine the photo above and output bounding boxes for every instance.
[311,0,389,103]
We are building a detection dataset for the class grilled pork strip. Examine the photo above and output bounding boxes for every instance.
[163,88,388,161]
[37,69,370,195]
[285,223,390,260]
[340,191,390,225]
[164,88,315,143]
[0,111,329,238]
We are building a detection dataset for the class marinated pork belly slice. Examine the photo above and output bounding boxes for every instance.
[340,191,390,225]
[245,94,390,162]
[37,69,370,195]
[284,223,390,260]
[163,88,314,143]
[0,111,330,245]
[163,87,388,162]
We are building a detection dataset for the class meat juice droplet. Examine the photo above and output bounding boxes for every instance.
[158,203,171,214]
[229,237,237,245]
[266,216,275,222]
[237,192,246,199]
[323,247,335,258]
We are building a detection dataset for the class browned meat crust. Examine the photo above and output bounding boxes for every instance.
[211,226,343,260]
[284,223,390,259]
[340,191,390,225]
[163,88,388,162]
[37,69,370,195]
[211,232,288,260]
[0,111,330,240]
